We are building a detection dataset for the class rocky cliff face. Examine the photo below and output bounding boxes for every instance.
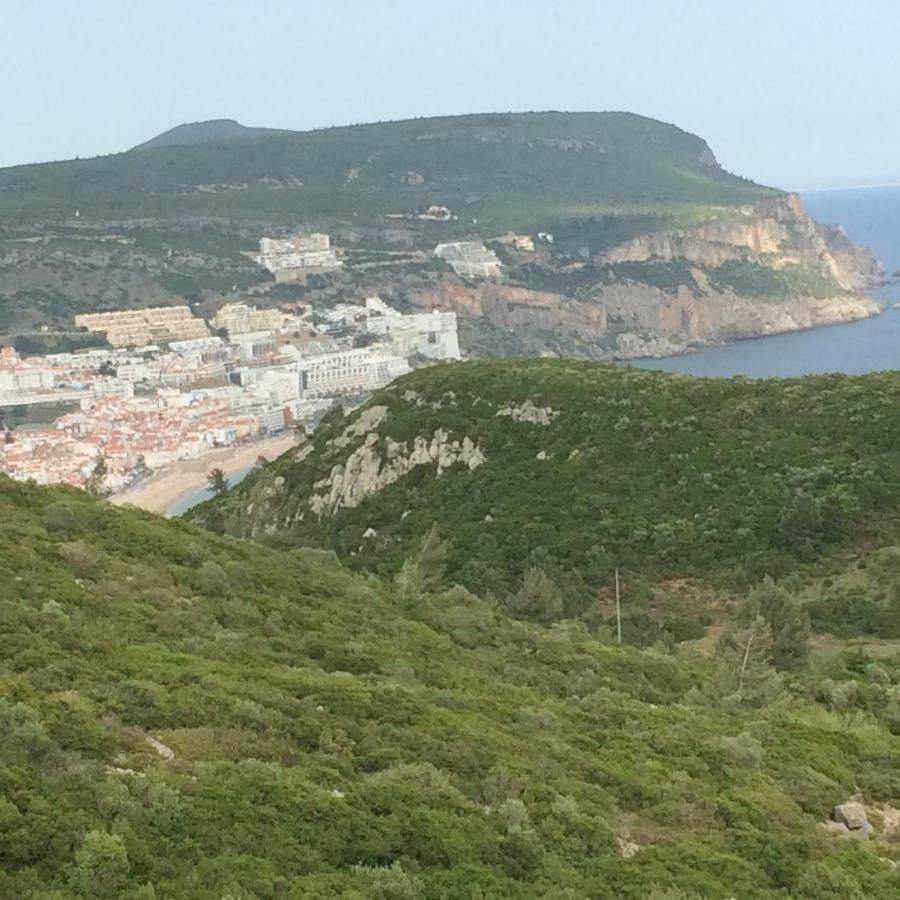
[405,193,881,359]
[599,194,879,291]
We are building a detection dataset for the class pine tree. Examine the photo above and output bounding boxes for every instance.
[750,575,811,670]
[718,614,780,707]
[414,524,448,592]
[395,524,449,600]
[206,468,229,496]
[506,568,564,624]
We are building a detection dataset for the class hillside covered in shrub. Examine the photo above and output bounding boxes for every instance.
[200,360,900,609]
[4,475,900,897]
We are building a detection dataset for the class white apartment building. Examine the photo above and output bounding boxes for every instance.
[210,303,285,337]
[298,347,410,399]
[433,241,502,279]
[366,309,461,361]
[0,365,56,392]
[255,233,342,282]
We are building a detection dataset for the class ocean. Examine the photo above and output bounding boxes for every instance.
[632,186,900,377]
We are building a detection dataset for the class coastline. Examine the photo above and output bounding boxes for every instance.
[617,293,885,363]
[110,433,298,516]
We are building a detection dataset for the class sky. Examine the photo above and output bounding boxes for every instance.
[2,0,898,189]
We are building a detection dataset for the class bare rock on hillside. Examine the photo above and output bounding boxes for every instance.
[832,801,872,836]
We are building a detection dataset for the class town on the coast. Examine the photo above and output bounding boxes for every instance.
[0,233,462,493]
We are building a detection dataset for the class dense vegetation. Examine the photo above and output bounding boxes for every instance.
[0,112,772,232]
[4,475,900,897]
[709,260,846,299]
[202,360,900,612]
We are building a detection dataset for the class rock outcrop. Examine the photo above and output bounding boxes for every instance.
[496,400,559,425]
[832,801,871,833]
[310,429,485,515]
[599,193,880,292]
[403,192,881,360]
[411,278,878,361]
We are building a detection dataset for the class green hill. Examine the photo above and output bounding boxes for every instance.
[4,475,900,897]
[0,111,772,229]
[0,112,877,362]
[198,360,900,619]
[130,119,295,152]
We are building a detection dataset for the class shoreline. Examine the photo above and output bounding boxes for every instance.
[620,295,887,364]
[110,433,298,516]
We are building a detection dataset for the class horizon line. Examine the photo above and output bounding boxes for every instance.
[796,181,900,193]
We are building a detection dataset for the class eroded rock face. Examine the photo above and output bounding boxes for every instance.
[606,289,880,356]
[331,406,388,448]
[405,192,881,360]
[310,429,485,515]
[413,278,879,361]
[599,193,881,292]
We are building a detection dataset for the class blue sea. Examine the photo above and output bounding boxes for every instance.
[632,186,900,377]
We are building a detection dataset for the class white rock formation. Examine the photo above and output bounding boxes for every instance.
[331,406,389,448]
[310,429,485,514]
[496,399,559,425]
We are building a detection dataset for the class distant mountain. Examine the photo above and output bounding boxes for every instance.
[0,111,880,360]
[131,118,295,151]
[1,111,770,227]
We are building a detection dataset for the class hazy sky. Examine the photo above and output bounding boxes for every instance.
[3,0,897,188]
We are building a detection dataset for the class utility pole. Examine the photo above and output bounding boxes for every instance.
[615,568,622,645]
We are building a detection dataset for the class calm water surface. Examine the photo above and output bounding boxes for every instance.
[633,186,900,377]
[169,463,253,516]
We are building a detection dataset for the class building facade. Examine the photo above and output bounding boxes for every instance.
[74,306,210,347]
[255,233,342,282]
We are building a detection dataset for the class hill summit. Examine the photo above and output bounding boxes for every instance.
[130,118,294,151]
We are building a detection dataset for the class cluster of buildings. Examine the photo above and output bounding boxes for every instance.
[0,293,460,492]
[0,226,478,492]
[255,233,342,282]
[74,306,210,348]
[210,302,285,336]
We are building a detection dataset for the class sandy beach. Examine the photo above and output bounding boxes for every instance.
[110,433,298,516]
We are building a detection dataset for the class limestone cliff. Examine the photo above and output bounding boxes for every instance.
[404,193,881,359]
[599,194,879,291]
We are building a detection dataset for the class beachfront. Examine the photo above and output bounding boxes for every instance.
[110,433,298,516]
